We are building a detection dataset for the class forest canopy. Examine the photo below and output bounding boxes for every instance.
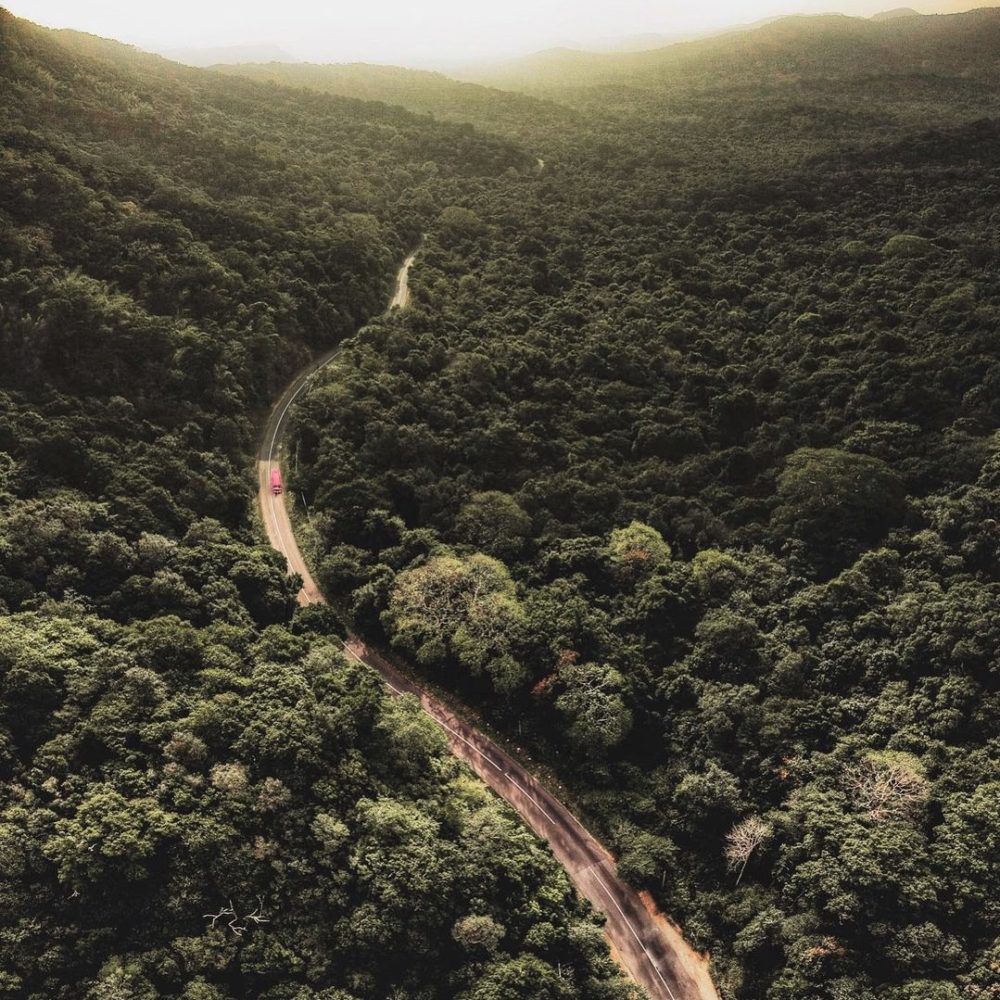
[2,4,1000,999]
[281,10,1000,999]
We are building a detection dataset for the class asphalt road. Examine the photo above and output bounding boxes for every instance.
[256,252,719,1000]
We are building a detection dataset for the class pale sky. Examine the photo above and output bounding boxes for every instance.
[4,0,989,65]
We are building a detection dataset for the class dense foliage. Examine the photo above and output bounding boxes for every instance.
[0,9,532,622]
[0,613,636,1000]
[215,61,577,144]
[286,11,1000,999]
[0,12,635,999]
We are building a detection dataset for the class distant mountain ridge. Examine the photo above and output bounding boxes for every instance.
[870,7,923,19]
[449,7,1000,94]
[213,60,578,137]
[156,42,298,67]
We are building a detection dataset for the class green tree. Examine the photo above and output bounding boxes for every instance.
[385,553,525,686]
[607,521,672,579]
[555,661,632,754]
[455,491,532,559]
[773,448,906,573]
[453,914,506,952]
[44,785,180,888]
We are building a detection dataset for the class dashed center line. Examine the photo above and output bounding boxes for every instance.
[590,870,679,1000]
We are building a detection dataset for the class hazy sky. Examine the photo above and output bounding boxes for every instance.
[5,0,988,64]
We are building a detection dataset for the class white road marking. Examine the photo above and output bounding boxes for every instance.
[504,772,557,824]
[591,869,678,1000]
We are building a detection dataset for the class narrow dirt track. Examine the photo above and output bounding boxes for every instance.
[256,252,719,1000]
[389,248,418,309]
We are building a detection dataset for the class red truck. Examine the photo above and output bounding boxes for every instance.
[270,468,283,495]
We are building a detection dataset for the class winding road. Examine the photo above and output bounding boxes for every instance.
[256,252,719,1000]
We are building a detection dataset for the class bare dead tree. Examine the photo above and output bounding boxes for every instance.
[245,896,270,925]
[725,816,773,886]
[203,901,237,930]
[204,897,269,936]
[845,756,929,823]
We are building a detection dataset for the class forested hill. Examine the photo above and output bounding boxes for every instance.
[215,10,1000,172]
[455,8,1000,103]
[214,61,578,141]
[0,4,530,604]
[0,12,637,1000]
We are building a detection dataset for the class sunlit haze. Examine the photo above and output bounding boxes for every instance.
[5,0,992,65]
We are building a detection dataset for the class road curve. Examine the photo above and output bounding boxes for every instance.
[256,255,719,1000]
[389,248,418,309]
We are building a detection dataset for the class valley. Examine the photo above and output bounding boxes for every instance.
[1,5,999,999]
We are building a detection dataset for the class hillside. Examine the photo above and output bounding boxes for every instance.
[870,8,923,21]
[454,8,1000,101]
[215,11,1000,157]
[0,10,636,1000]
[4,3,1000,1000]
[214,60,578,140]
